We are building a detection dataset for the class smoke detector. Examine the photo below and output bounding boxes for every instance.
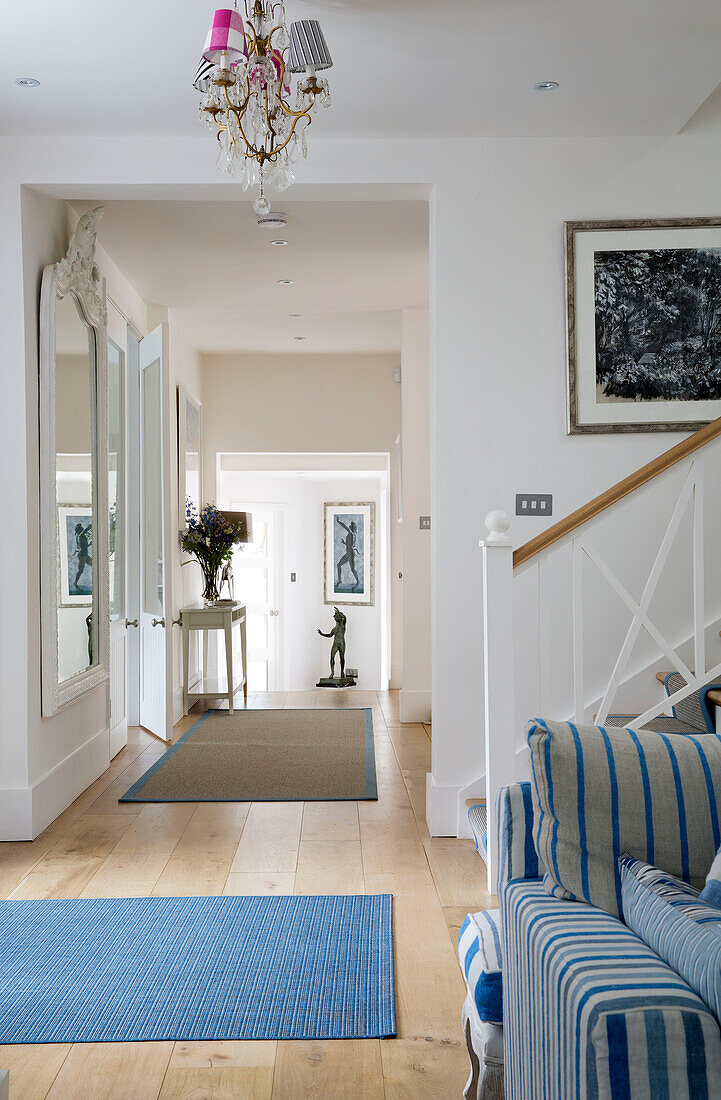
[257,211,288,230]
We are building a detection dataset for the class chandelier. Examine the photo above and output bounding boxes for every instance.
[195,4,333,214]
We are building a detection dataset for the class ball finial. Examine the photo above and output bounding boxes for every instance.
[484,510,511,543]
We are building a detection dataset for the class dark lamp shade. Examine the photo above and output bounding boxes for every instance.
[288,19,332,74]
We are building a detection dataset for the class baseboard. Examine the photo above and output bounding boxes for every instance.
[173,684,184,726]
[425,773,462,836]
[30,727,110,838]
[0,788,33,842]
[389,664,403,690]
[0,727,110,841]
[399,689,431,724]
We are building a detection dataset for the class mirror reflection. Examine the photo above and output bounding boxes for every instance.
[55,291,97,683]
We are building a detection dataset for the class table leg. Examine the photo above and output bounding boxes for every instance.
[182,620,189,716]
[240,613,248,699]
[225,612,234,715]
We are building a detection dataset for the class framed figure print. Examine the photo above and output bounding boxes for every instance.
[178,385,203,527]
[566,218,721,433]
[58,505,93,606]
[323,502,375,606]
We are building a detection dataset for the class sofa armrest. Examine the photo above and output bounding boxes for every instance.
[496,782,540,895]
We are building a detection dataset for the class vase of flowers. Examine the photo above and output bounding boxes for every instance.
[181,502,246,605]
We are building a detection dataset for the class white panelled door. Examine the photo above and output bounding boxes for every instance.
[231,505,283,691]
[139,324,174,741]
[107,306,128,759]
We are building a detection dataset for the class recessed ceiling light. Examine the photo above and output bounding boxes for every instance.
[15,77,40,88]
[278,278,294,286]
[294,336,306,341]
[534,80,559,91]
[270,239,288,247]
[289,313,301,318]
[257,211,288,229]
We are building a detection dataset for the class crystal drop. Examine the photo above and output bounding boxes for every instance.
[254,193,271,216]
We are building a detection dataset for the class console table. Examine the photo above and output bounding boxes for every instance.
[181,602,247,716]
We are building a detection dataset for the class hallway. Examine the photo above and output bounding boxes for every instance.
[0,692,491,1098]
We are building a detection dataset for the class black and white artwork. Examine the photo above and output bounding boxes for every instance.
[58,504,93,605]
[567,220,721,433]
[323,502,375,606]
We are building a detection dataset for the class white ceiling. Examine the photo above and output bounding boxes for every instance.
[74,199,428,353]
[4,0,721,138]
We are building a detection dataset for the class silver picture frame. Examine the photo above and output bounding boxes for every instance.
[566,217,721,434]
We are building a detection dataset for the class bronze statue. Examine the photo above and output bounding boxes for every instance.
[317,607,347,679]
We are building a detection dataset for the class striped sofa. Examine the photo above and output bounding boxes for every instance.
[498,781,721,1099]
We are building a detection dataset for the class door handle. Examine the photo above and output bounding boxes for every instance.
[125,618,139,628]
[152,617,166,628]
[270,610,279,617]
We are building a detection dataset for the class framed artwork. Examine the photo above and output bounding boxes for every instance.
[178,385,203,528]
[323,502,375,607]
[566,218,721,433]
[58,505,93,606]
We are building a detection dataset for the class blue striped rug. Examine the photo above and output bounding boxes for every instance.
[0,893,395,1043]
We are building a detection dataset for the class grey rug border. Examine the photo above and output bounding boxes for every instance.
[119,708,378,803]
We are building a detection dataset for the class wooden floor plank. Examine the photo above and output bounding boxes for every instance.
[0,1044,70,1100]
[153,803,249,896]
[46,1042,173,1099]
[160,1040,276,1099]
[294,839,365,895]
[271,1040,384,1099]
[230,802,303,874]
[223,872,296,896]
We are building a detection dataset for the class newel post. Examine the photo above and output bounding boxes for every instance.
[481,511,516,891]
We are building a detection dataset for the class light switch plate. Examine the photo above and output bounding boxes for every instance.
[346,668,358,678]
[516,494,552,517]
[419,515,431,530]
[290,572,296,582]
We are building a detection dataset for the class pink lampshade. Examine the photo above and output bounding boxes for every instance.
[203,8,247,63]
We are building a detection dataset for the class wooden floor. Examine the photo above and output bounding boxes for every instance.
[0,691,492,1099]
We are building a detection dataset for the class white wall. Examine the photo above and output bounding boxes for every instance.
[202,351,402,684]
[5,110,721,833]
[400,310,432,722]
[219,471,387,690]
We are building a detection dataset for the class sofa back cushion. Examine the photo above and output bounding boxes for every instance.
[528,718,721,917]
[621,856,721,1021]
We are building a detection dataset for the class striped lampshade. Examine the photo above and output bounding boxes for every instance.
[193,58,215,92]
[288,19,332,74]
[203,8,248,63]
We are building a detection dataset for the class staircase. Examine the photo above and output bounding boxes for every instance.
[480,414,721,881]
[466,800,488,866]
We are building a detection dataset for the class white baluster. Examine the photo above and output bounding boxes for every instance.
[481,510,516,890]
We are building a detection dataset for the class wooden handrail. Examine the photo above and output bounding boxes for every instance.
[513,414,721,569]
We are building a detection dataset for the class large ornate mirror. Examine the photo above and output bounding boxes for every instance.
[40,208,110,714]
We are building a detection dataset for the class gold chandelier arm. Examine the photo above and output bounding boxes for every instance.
[224,78,251,117]
[260,108,310,161]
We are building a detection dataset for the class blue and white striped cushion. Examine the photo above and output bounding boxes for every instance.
[458,909,503,1025]
[502,877,721,1099]
[496,782,540,896]
[527,718,721,918]
[700,846,721,908]
[621,855,721,1022]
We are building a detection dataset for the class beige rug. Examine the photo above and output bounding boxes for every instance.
[119,709,377,802]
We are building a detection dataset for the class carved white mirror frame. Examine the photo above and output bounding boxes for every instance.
[40,207,110,715]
